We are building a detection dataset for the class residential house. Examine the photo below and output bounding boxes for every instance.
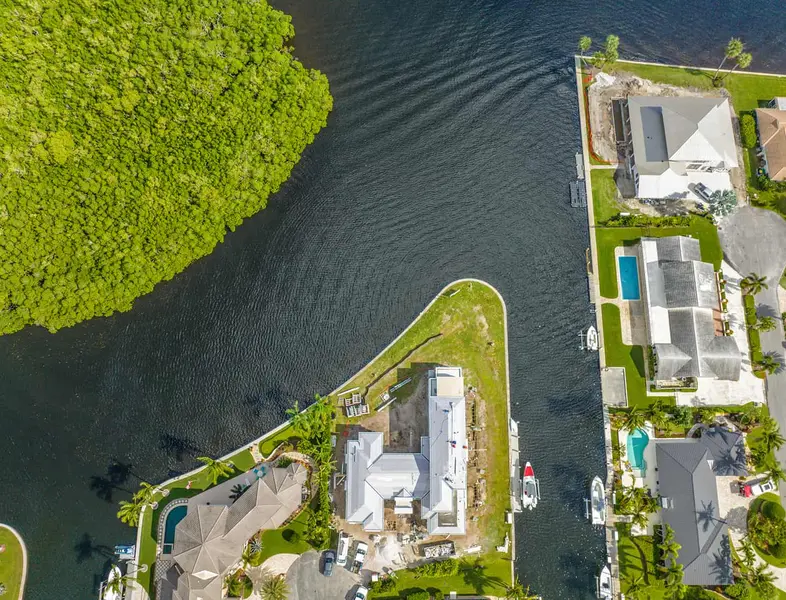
[655,427,747,586]
[638,235,741,382]
[622,96,738,199]
[755,106,786,181]
[158,463,308,600]
[344,366,468,535]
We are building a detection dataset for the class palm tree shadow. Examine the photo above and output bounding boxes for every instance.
[697,500,724,533]
[88,475,127,503]
[159,433,202,462]
[458,558,504,594]
[709,535,733,584]
[74,533,114,564]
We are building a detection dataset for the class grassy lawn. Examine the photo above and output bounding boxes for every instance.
[368,554,511,599]
[592,168,632,224]
[255,507,312,565]
[611,60,786,218]
[596,216,722,299]
[0,526,24,600]
[601,303,650,407]
[617,528,667,599]
[336,280,512,557]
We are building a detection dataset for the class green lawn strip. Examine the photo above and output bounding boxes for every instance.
[617,527,667,598]
[591,169,631,224]
[747,425,774,474]
[0,526,24,600]
[601,303,650,407]
[596,217,722,299]
[337,281,511,557]
[259,423,297,456]
[744,294,764,363]
[368,554,511,599]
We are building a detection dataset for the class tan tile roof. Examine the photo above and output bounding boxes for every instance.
[756,108,786,181]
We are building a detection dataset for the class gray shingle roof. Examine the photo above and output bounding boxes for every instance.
[162,463,307,600]
[656,436,735,586]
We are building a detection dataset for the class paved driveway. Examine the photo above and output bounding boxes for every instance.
[720,206,786,505]
[286,550,362,600]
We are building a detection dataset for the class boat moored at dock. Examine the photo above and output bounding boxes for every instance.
[521,462,541,510]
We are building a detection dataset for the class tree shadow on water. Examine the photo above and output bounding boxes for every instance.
[74,533,114,564]
[159,433,202,462]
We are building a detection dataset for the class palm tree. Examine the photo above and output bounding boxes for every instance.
[648,399,669,430]
[664,562,684,587]
[623,407,647,432]
[196,456,235,485]
[749,562,776,592]
[737,538,757,573]
[713,38,744,83]
[753,316,778,332]
[117,497,143,527]
[765,458,786,486]
[741,273,768,296]
[624,573,646,599]
[658,525,681,558]
[260,575,289,600]
[755,354,782,376]
[724,52,753,80]
[761,419,786,453]
[104,572,133,596]
[133,481,157,506]
[578,36,592,66]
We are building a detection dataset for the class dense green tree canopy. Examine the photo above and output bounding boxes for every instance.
[0,0,332,334]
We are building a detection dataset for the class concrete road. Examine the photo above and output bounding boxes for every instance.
[286,550,363,600]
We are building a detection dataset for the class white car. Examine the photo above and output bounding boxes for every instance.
[336,533,350,567]
[354,586,368,600]
[746,479,776,497]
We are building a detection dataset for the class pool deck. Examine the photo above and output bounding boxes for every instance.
[617,423,659,535]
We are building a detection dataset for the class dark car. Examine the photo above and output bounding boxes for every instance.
[323,550,336,577]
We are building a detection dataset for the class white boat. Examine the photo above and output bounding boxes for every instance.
[588,476,606,525]
[586,325,598,351]
[99,565,123,600]
[521,462,541,510]
[596,564,612,599]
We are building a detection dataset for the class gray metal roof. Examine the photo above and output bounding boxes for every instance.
[628,96,739,177]
[642,236,741,381]
[656,438,735,586]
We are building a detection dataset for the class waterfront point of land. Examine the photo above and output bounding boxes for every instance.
[0,524,28,600]
[125,278,516,600]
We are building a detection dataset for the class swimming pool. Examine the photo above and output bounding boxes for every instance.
[162,505,188,554]
[618,255,641,300]
[627,428,649,474]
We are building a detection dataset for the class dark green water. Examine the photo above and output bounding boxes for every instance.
[1,0,785,597]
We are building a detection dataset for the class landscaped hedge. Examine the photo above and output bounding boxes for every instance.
[406,591,430,600]
[763,500,786,521]
[601,214,698,228]
[415,559,459,578]
[741,114,757,149]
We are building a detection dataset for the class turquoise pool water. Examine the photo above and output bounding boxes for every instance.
[163,505,188,553]
[618,256,641,300]
[627,428,649,473]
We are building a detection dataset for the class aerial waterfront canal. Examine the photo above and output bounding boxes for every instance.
[2,1,786,598]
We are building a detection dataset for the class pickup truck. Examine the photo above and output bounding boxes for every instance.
[742,479,775,497]
[350,542,369,573]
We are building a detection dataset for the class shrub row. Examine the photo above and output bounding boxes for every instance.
[601,213,697,228]
[740,114,757,149]
[414,558,459,578]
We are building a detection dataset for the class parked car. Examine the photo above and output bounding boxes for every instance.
[336,532,350,566]
[350,542,369,573]
[354,586,369,600]
[692,182,712,202]
[323,550,336,577]
[743,479,776,497]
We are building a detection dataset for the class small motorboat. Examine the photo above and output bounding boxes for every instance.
[587,476,606,525]
[596,564,612,599]
[586,325,599,351]
[521,462,541,510]
[99,565,123,600]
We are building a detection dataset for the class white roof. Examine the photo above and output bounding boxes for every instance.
[344,367,468,536]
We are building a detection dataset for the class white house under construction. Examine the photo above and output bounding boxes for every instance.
[344,366,468,535]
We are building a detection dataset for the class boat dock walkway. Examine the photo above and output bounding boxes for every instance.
[575,55,621,599]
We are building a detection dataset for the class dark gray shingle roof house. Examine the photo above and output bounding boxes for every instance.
[655,427,746,586]
[639,236,741,381]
